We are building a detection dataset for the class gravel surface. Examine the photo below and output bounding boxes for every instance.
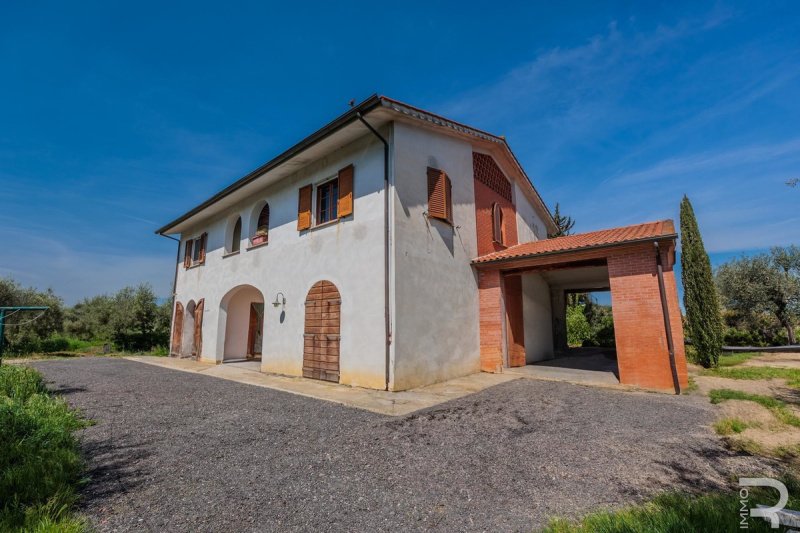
[32,357,775,532]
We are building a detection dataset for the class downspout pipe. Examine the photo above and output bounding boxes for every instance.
[654,241,681,394]
[159,232,182,354]
[356,112,392,391]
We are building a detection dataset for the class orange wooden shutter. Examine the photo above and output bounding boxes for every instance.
[198,233,207,263]
[337,164,354,218]
[297,185,312,230]
[445,174,453,223]
[193,298,204,357]
[427,167,452,223]
[171,302,184,354]
[184,240,192,268]
[492,203,503,243]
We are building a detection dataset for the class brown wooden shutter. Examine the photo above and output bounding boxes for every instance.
[184,240,193,268]
[198,233,207,263]
[337,164,354,218]
[171,302,184,355]
[427,167,452,223]
[492,203,503,244]
[297,184,312,230]
[445,174,453,223]
[193,298,204,357]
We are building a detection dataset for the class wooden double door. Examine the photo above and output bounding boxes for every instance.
[303,281,341,382]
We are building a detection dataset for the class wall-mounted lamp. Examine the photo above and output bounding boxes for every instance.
[272,292,286,308]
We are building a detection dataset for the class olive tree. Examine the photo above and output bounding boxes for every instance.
[716,246,800,345]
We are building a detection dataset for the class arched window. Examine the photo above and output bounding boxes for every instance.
[252,203,269,245]
[231,217,242,253]
[491,202,504,244]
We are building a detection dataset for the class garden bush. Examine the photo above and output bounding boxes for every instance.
[0,365,87,531]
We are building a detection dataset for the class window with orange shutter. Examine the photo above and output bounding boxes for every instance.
[427,167,453,224]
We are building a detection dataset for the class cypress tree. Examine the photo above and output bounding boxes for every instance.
[680,195,723,367]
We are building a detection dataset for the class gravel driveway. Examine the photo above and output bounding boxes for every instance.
[32,357,772,532]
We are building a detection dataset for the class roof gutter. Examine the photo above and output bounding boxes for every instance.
[155,94,384,235]
[472,233,679,268]
[356,112,392,392]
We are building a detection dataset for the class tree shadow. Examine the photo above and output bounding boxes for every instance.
[76,433,153,504]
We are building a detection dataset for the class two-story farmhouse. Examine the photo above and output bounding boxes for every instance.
[156,95,688,393]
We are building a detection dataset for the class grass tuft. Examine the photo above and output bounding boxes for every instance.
[717,352,761,367]
[713,417,749,435]
[709,388,800,427]
[0,365,88,532]
[544,478,800,532]
[702,366,800,388]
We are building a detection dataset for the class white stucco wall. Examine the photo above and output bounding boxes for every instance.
[515,182,547,243]
[390,121,481,390]
[174,131,389,389]
[522,273,554,363]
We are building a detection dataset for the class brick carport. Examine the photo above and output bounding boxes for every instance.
[473,220,689,392]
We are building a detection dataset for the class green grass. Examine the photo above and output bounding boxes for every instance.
[702,366,800,388]
[709,388,800,427]
[718,352,761,367]
[0,365,88,532]
[713,417,749,435]
[544,478,800,532]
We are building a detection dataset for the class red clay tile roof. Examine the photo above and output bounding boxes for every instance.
[473,219,677,264]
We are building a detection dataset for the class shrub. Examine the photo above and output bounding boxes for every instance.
[0,365,87,531]
[567,305,592,347]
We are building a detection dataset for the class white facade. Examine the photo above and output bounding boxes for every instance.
[167,103,553,391]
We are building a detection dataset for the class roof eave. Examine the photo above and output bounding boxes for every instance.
[155,94,383,235]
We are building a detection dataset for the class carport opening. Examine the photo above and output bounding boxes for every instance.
[512,261,620,384]
[561,290,618,377]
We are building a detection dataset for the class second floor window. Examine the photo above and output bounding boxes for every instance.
[492,202,504,245]
[316,178,338,224]
[231,217,242,253]
[252,204,269,245]
[183,233,207,268]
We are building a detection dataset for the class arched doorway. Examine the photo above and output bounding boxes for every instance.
[303,280,341,383]
[219,285,265,361]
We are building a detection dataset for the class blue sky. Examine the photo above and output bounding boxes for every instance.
[1,1,798,305]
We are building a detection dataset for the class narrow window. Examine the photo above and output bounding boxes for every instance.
[253,204,269,244]
[316,178,339,225]
[427,167,453,224]
[492,202,504,244]
[231,217,242,253]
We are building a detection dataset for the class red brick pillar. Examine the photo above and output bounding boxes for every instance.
[478,269,504,372]
[607,244,689,391]
[504,275,526,367]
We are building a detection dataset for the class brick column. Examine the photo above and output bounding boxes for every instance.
[478,269,504,372]
[607,244,689,391]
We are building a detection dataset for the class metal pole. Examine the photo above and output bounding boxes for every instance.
[0,309,5,366]
[654,243,681,394]
[0,307,49,366]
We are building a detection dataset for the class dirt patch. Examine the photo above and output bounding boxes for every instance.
[741,352,800,369]
[692,375,787,396]
[733,427,800,452]
[718,400,778,428]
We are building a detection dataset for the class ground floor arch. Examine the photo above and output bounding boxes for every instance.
[303,280,341,383]
[171,299,204,358]
[219,285,265,361]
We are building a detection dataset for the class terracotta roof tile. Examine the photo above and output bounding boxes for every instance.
[473,219,676,264]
